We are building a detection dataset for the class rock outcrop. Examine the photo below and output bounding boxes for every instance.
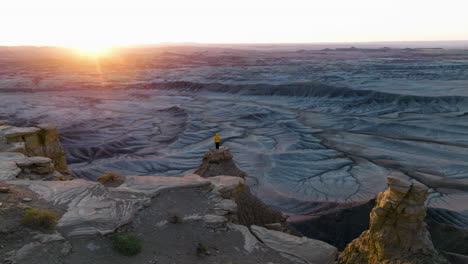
[1,124,339,263]
[0,122,71,177]
[338,172,450,264]
[193,148,287,228]
[9,174,212,236]
[194,147,246,178]
[0,151,63,180]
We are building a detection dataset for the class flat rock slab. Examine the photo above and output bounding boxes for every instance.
[0,152,26,162]
[16,156,52,167]
[114,173,211,196]
[251,225,337,264]
[0,125,40,139]
[8,179,146,236]
[7,174,218,237]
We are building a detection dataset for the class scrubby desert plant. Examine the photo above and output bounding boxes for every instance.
[110,233,142,256]
[53,175,65,181]
[22,208,58,229]
[196,242,209,257]
[97,172,124,183]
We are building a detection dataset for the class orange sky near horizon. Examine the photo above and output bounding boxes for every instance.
[1,0,468,51]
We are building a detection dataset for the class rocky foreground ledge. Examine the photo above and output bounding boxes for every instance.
[1,122,465,264]
[0,122,338,264]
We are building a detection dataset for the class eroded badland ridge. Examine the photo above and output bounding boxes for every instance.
[0,121,467,264]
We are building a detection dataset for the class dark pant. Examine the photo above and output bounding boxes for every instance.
[215,142,220,149]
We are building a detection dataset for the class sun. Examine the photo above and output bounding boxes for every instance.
[70,43,112,57]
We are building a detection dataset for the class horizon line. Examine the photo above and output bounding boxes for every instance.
[2,39,468,48]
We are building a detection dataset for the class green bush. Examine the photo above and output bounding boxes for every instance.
[196,242,209,257]
[110,233,142,256]
[97,172,123,183]
[22,208,58,229]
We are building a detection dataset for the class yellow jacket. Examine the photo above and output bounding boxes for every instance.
[214,133,221,143]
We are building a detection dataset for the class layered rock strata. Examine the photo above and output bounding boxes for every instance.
[0,121,71,177]
[338,172,450,264]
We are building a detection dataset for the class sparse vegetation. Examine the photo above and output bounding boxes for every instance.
[53,175,65,181]
[96,171,124,183]
[21,207,58,229]
[110,233,142,256]
[196,242,209,257]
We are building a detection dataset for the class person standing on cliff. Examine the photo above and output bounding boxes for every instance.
[214,133,221,149]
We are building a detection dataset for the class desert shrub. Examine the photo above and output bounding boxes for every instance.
[22,208,58,229]
[233,183,247,194]
[97,172,124,183]
[196,242,209,257]
[110,233,142,256]
[53,175,65,181]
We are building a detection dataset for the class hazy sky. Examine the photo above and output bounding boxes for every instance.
[2,0,468,48]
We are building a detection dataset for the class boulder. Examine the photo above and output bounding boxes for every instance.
[251,225,337,264]
[338,172,450,264]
